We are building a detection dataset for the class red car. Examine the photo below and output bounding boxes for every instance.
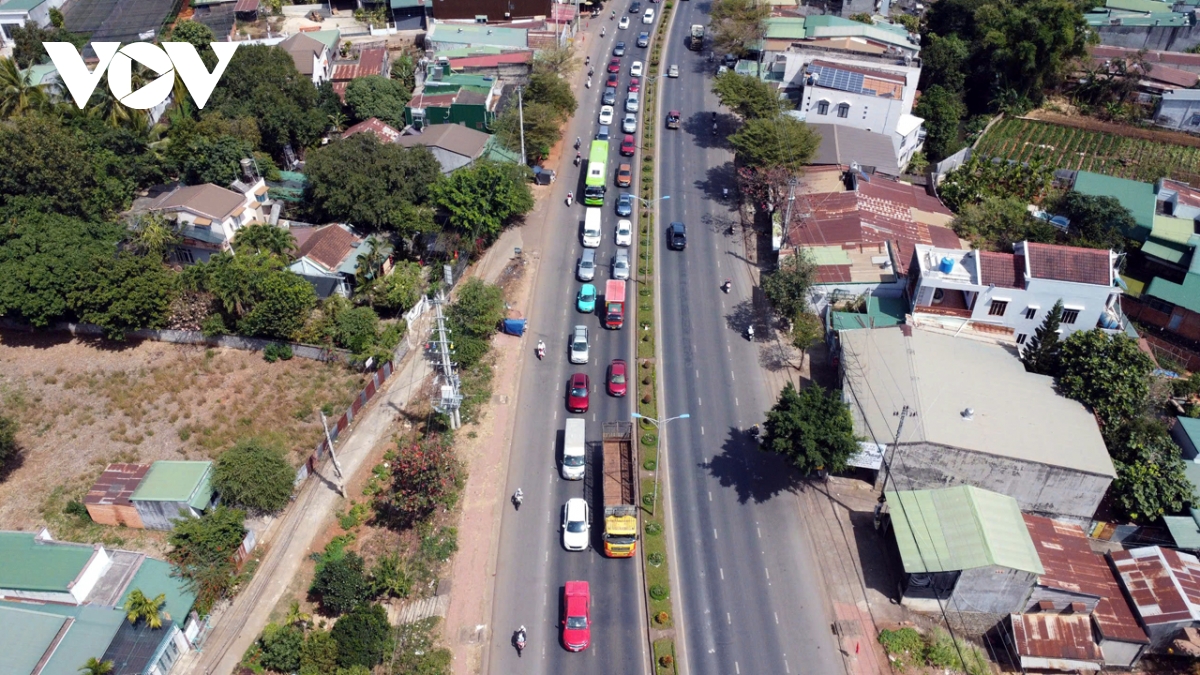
[607,359,628,396]
[567,373,590,413]
[607,58,621,74]
[628,77,640,93]
[620,135,636,156]
[605,73,619,89]
[562,581,591,652]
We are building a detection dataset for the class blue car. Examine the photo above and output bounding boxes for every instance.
[616,193,634,217]
[577,283,597,313]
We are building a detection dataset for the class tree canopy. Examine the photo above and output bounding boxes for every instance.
[936,155,1054,213]
[713,72,787,120]
[183,252,317,340]
[763,382,860,474]
[761,251,816,320]
[709,0,770,57]
[331,604,392,668]
[311,551,372,615]
[524,71,578,119]
[1053,191,1136,251]
[1057,329,1154,428]
[377,435,464,529]
[212,439,295,513]
[494,100,563,163]
[343,75,411,128]
[433,160,534,242]
[1106,419,1196,521]
[913,85,966,161]
[166,506,247,613]
[1021,299,1064,375]
[950,195,1056,251]
[727,116,820,172]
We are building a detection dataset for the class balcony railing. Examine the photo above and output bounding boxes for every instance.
[913,304,972,318]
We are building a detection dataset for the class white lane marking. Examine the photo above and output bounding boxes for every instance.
[727,345,731,353]
[719,567,724,580]
[554,410,558,420]
[696,368,699,378]
[736,662,740,674]
[700,426,704,436]
[735,397,739,407]
[757,527,761,538]
[708,491,712,501]
[713,528,718,540]
[726,612,731,624]
[698,396,701,407]
[731,370,735,381]
[785,659,791,673]
[765,567,770,580]
[545,551,549,562]
[774,612,779,625]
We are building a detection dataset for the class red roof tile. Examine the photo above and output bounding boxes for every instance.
[297,224,361,272]
[1092,45,1200,69]
[928,225,961,249]
[1111,546,1200,627]
[447,51,533,68]
[1011,613,1103,663]
[1024,515,1149,644]
[85,463,151,507]
[343,117,402,142]
[979,252,1026,289]
[1024,242,1112,286]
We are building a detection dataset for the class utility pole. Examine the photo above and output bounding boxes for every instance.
[517,86,527,166]
[878,404,912,497]
[779,176,799,254]
[319,411,346,498]
[430,291,463,429]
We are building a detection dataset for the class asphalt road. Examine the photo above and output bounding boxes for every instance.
[486,12,651,675]
[654,3,845,674]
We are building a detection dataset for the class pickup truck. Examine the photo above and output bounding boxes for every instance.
[666,110,680,129]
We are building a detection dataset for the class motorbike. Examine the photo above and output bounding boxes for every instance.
[588,67,595,77]
[574,152,582,166]
[749,424,764,445]
[575,137,581,150]
[585,78,592,88]
[601,26,606,37]
[585,56,591,66]
[723,188,729,200]
[515,627,528,656]
[746,325,755,341]
[512,488,524,510]
[712,123,718,135]
[566,192,574,207]
[722,279,731,294]
[536,341,546,359]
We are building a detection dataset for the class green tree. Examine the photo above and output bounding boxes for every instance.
[354,235,390,288]
[1021,299,1064,375]
[524,71,577,118]
[913,85,966,161]
[123,589,166,629]
[849,12,874,23]
[285,600,312,628]
[300,629,340,675]
[177,134,255,185]
[206,45,326,155]
[728,116,820,172]
[233,223,296,258]
[532,45,580,78]
[446,278,506,340]
[166,506,247,612]
[334,306,382,354]
[311,551,372,615]
[1106,419,1196,521]
[763,382,859,474]
[236,267,317,339]
[127,213,181,261]
[950,195,1056,250]
[761,251,816,320]
[377,435,464,528]
[303,133,441,235]
[0,416,16,468]
[894,13,920,33]
[494,100,563,163]
[331,604,392,668]
[70,252,177,340]
[919,33,970,94]
[169,20,216,50]
[1057,329,1154,428]
[78,658,114,675]
[712,71,786,120]
[791,311,823,369]
[391,53,417,100]
[709,0,770,57]
[370,553,412,599]
[368,261,424,312]
[193,113,263,149]
[184,252,316,339]
[9,21,86,68]
[433,160,534,241]
[1053,191,1136,251]
[0,56,49,118]
[344,75,411,128]
[936,155,1054,213]
[259,623,304,673]
[212,439,295,513]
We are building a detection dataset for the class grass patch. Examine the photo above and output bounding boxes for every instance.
[654,638,677,674]
[878,626,990,675]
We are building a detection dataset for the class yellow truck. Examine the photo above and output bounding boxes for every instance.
[601,421,638,557]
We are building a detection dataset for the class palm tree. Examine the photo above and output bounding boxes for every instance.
[328,111,348,134]
[0,57,48,119]
[284,600,312,628]
[355,235,390,287]
[78,657,114,675]
[232,223,296,258]
[128,214,181,261]
[123,588,166,629]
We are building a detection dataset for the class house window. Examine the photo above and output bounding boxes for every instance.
[1061,309,1080,324]
[1016,334,1027,345]
[1023,307,1037,320]
[817,100,829,115]
[989,300,1008,316]
[837,103,850,118]
[173,248,194,264]
[1190,113,1200,127]
[1146,296,1176,314]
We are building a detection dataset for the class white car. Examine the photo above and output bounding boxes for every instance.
[642,7,655,23]
[570,325,589,364]
[668,64,679,77]
[622,113,637,134]
[598,105,615,126]
[618,15,630,29]
[615,219,633,246]
[562,498,590,551]
[625,92,640,112]
[630,60,644,77]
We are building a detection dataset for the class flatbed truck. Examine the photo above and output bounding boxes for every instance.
[601,421,638,557]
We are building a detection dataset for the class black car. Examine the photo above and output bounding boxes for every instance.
[668,222,686,250]
[630,1,642,12]
[614,41,626,56]
[603,86,617,106]
[616,193,634,217]
[723,53,738,67]
[637,31,650,47]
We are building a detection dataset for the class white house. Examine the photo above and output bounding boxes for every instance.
[906,241,1126,344]
[151,178,269,263]
[795,57,924,172]
[1155,87,1200,132]
[0,0,66,49]
[277,32,332,85]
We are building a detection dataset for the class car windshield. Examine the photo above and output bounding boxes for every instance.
[564,454,585,466]
[566,616,588,630]
[571,386,588,397]
[612,373,626,383]
[581,260,593,269]
[567,520,587,533]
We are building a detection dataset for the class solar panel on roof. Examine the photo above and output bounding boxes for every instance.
[808,63,868,95]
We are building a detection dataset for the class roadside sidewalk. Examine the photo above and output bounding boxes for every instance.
[177,347,433,675]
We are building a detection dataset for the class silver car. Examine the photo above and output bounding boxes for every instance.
[622,113,637,134]
[577,249,596,281]
[625,92,640,112]
[570,325,589,364]
[612,250,630,280]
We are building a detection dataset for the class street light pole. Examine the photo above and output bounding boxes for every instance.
[636,194,669,291]
[632,412,690,515]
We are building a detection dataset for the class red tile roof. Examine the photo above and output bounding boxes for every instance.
[1024,242,1112,286]
[343,117,402,143]
[979,252,1026,289]
[85,463,151,507]
[815,264,852,283]
[1112,546,1200,627]
[928,225,961,249]
[447,51,533,68]
[1011,613,1103,663]
[1024,515,1149,644]
[297,224,361,272]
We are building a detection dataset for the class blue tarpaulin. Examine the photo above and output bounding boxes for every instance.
[502,319,526,336]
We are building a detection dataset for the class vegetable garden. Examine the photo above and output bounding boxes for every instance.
[975,118,1200,184]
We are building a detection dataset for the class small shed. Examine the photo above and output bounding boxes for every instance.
[1009,613,1104,671]
[84,464,150,529]
[130,462,215,531]
[1110,546,1200,651]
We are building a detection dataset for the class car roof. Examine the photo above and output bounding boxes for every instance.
[623,134,634,141]
[581,283,595,292]
[571,372,588,384]
[618,219,631,228]
[565,580,589,596]
[669,109,680,115]
[566,497,586,514]
[612,358,626,367]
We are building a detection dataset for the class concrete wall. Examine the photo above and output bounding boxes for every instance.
[949,566,1038,615]
[70,546,111,604]
[1100,638,1146,669]
[876,442,1114,520]
[1096,24,1200,53]
[133,501,199,531]
[1156,95,1200,132]
[1025,585,1100,614]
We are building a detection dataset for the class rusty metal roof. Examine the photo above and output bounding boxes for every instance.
[1111,546,1200,626]
[84,463,150,507]
[1024,515,1149,644]
[1012,613,1103,665]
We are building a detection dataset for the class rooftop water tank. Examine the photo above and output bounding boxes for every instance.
[938,257,955,274]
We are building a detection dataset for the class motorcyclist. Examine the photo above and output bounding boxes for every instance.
[722,279,731,293]
[601,26,606,37]
[575,151,582,165]
[585,77,592,88]
[611,9,616,18]
[566,192,574,207]
[588,66,595,77]
[585,56,591,66]
[575,136,581,150]
[747,325,755,341]
[515,626,527,656]
[513,488,524,508]
[537,339,546,358]
[723,187,729,199]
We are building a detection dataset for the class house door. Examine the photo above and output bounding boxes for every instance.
[1170,311,1184,331]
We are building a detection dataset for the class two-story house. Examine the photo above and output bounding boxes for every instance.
[906,241,1125,343]
[0,0,66,49]
[277,32,333,85]
[151,178,269,263]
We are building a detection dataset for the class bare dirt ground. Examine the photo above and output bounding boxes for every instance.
[0,331,367,552]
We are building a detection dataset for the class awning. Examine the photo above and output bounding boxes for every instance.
[192,217,213,226]
[254,185,268,196]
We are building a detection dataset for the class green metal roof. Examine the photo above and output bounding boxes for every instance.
[131,461,213,506]
[23,62,57,86]
[1147,272,1200,313]
[0,532,96,593]
[1142,238,1190,264]
[808,245,852,266]
[119,559,197,624]
[306,29,342,52]
[483,136,521,163]
[0,0,48,13]
[1165,511,1200,550]
[0,604,68,674]
[803,14,916,50]
[885,486,1044,575]
[1107,0,1174,13]
[1178,417,1200,448]
[1073,171,1155,240]
[1153,214,1195,245]
[428,22,527,49]
[765,16,808,39]
[0,602,126,675]
[391,0,424,7]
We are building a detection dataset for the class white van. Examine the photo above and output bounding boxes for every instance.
[582,207,602,248]
[642,7,655,23]
[562,418,585,480]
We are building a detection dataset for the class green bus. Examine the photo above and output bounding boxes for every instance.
[584,140,608,206]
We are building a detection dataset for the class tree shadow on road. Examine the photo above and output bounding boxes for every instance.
[703,426,805,504]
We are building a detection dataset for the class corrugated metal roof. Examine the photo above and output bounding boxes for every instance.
[1024,514,1149,644]
[1111,546,1200,626]
[1073,171,1155,239]
[886,485,1045,575]
[1142,238,1190,264]
[1165,509,1200,551]
[1147,272,1200,314]
[131,461,213,503]
[0,532,97,593]
[1011,613,1103,666]
[1024,242,1113,286]
[118,559,196,625]
[1152,214,1196,245]
[85,463,150,507]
